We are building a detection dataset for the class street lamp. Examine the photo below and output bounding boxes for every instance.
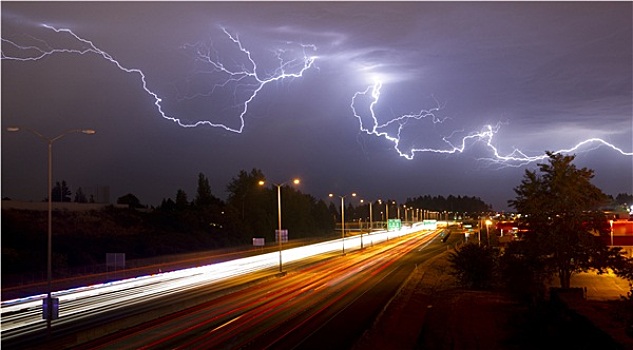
[329,192,356,255]
[610,219,614,247]
[260,178,299,275]
[382,200,390,229]
[6,126,95,335]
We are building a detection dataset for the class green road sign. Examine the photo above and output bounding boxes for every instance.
[387,219,401,231]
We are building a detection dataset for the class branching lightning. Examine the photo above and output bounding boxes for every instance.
[351,80,633,166]
[2,23,630,168]
[1,24,317,133]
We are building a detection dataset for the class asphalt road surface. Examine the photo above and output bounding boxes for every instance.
[69,229,448,349]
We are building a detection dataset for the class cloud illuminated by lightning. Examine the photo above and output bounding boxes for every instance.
[351,80,632,166]
[2,24,630,167]
[1,24,317,133]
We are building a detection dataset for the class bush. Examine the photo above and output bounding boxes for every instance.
[448,243,497,289]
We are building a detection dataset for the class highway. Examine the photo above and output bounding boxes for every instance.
[1,223,448,348]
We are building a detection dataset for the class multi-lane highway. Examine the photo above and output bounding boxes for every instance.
[2,224,453,348]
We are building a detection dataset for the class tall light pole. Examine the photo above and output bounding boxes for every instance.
[610,219,614,246]
[360,198,377,250]
[6,126,95,335]
[403,205,408,224]
[329,192,356,255]
[260,178,299,275]
[384,200,389,230]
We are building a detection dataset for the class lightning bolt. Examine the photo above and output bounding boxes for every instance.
[1,24,317,133]
[351,80,633,166]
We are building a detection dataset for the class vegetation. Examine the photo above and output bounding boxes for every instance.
[51,180,72,202]
[507,152,622,289]
[406,194,491,213]
[1,169,337,280]
[448,152,632,305]
[448,243,497,289]
[2,167,495,283]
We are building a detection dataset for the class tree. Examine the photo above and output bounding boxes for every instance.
[405,194,491,214]
[226,169,266,220]
[225,169,270,240]
[195,173,215,208]
[74,187,87,203]
[328,202,338,223]
[192,173,226,237]
[613,193,633,213]
[313,199,336,233]
[615,193,633,206]
[51,180,72,202]
[175,189,189,210]
[448,243,497,289]
[508,152,616,289]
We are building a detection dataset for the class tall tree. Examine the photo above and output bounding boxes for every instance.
[226,169,266,220]
[195,173,214,208]
[192,173,227,240]
[225,169,270,240]
[74,187,87,203]
[51,180,71,202]
[175,189,189,210]
[508,152,616,289]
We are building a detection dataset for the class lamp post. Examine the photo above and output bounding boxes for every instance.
[403,205,408,225]
[360,198,377,250]
[378,199,385,229]
[6,126,95,335]
[369,200,373,234]
[610,219,614,246]
[259,178,299,275]
[384,200,389,229]
[329,192,356,255]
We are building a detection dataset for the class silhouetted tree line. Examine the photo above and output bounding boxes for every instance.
[405,194,492,213]
[2,166,503,282]
[46,180,92,203]
[154,170,336,245]
[609,193,633,212]
[2,169,336,280]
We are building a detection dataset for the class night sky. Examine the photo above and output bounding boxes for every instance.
[2,2,632,211]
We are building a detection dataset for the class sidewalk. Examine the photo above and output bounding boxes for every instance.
[567,270,630,301]
[559,271,633,348]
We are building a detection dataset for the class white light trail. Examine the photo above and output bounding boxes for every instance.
[0,225,433,336]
